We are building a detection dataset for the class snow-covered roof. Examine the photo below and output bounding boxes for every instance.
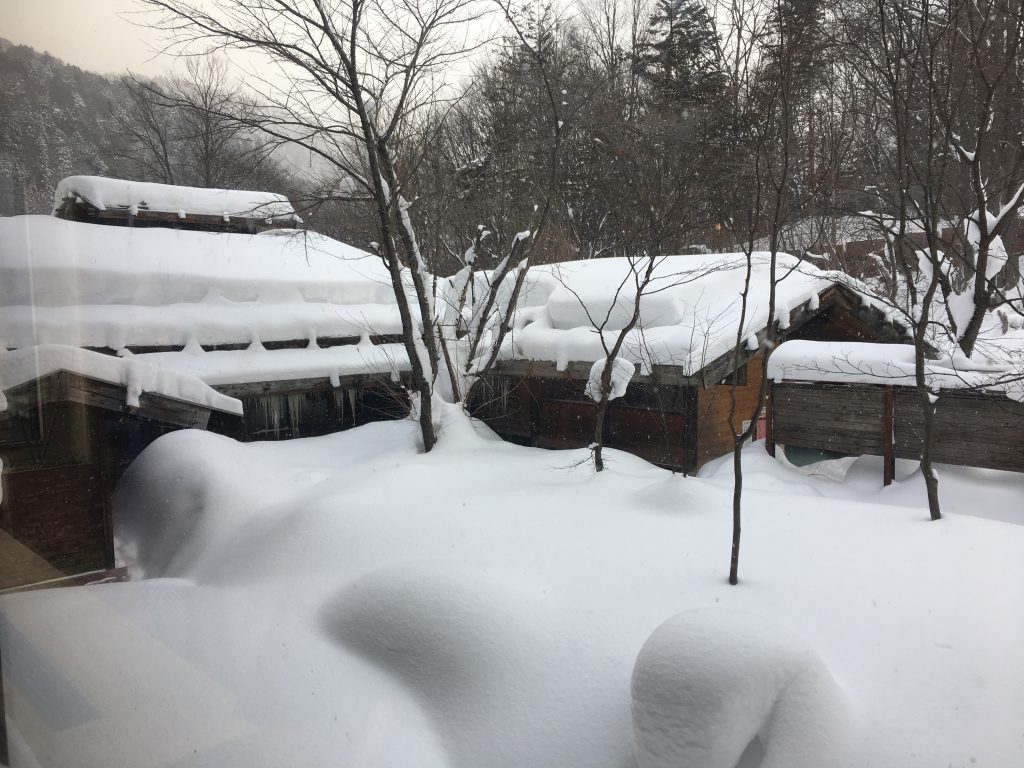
[54,175,301,223]
[0,215,410,390]
[134,343,409,388]
[768,340,1024,401]
[0,215,403,350]
[759,214,957,255]
[500,252,882,376]
[0,345,242,415]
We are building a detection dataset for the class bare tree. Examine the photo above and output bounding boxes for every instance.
[115,55,286,190]
[933,0,1024,357]
[580,255,659,472]
[141,0,566,451]
[113,76,179,184]
[713,0,833,584]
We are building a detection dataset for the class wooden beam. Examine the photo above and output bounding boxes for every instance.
[766,379,776,458]
[78,205,298,234]
[212,372,408,399]
[493,359,701,387]
[0,635,7,767]
[2,372,219,428]
[94,410,117,571]
[883,386,895,486]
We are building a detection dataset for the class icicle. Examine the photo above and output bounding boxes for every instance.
[348,388,357,418]
[288,393,303,437]
[308,327,320,349]
[808,292,820,311]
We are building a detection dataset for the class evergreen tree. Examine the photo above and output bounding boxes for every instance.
[641,0,724,105]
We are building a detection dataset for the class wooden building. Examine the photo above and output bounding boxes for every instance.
[471,260,910,473]
[0,349,242,591]
[770,381,1024,478]
[52,175,302,234]
[1,193,411,592]
[0,356,407,592]
[766,340,1024,480]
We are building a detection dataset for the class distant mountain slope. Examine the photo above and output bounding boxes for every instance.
[0,40,134,216]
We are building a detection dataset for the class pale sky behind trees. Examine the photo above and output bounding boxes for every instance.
[5,0,487,86]
[5,1,180,77]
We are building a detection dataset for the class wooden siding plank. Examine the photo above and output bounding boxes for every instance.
[772,381,1024,473]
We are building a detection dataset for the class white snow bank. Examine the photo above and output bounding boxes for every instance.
[768,340,1024,400]
[5,421,1024,768]
[632,608,855,768]
[320,562,631,768]
[0,580,447,768]
[585,356,635,401]
[503,253,845,374]
[54,175,300,222]
[0,345,241,414]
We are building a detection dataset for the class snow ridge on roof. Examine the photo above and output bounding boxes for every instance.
[501,252,843,375]
[769,340,1024,401]
[0,345,242,414]
[0,216,403,355]
[54,175,300,222]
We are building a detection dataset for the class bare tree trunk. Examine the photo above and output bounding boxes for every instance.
[593,364,615,472]
[913,311,942,521]
[728,442,743,585]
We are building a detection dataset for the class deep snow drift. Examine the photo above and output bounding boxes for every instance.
[2,412,1023,768]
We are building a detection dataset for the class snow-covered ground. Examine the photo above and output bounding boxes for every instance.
[3,410,1023,768]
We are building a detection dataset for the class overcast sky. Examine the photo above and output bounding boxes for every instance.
[5,1,186,78]
[4,0,489,83]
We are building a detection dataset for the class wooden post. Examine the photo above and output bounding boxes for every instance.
[765,379,776,457]
[0,636,8,767]
[97,413,116,572]
[883,386,895,486]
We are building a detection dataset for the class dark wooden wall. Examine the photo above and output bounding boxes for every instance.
[0,372,409,591]
[772,381,1024,473]
[471,375,698,471]
[0,399,187,590]
[1,403,111,589]
[695,355,765,468]
[208,377,408,441]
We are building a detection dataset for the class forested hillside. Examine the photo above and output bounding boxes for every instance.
[0,39,302,219]
[0,38,132,216]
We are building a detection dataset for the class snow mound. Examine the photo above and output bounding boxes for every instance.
[585,356,636,402]
[321,561,634,768]
[631,608,856,768]
[546,280,683,331]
